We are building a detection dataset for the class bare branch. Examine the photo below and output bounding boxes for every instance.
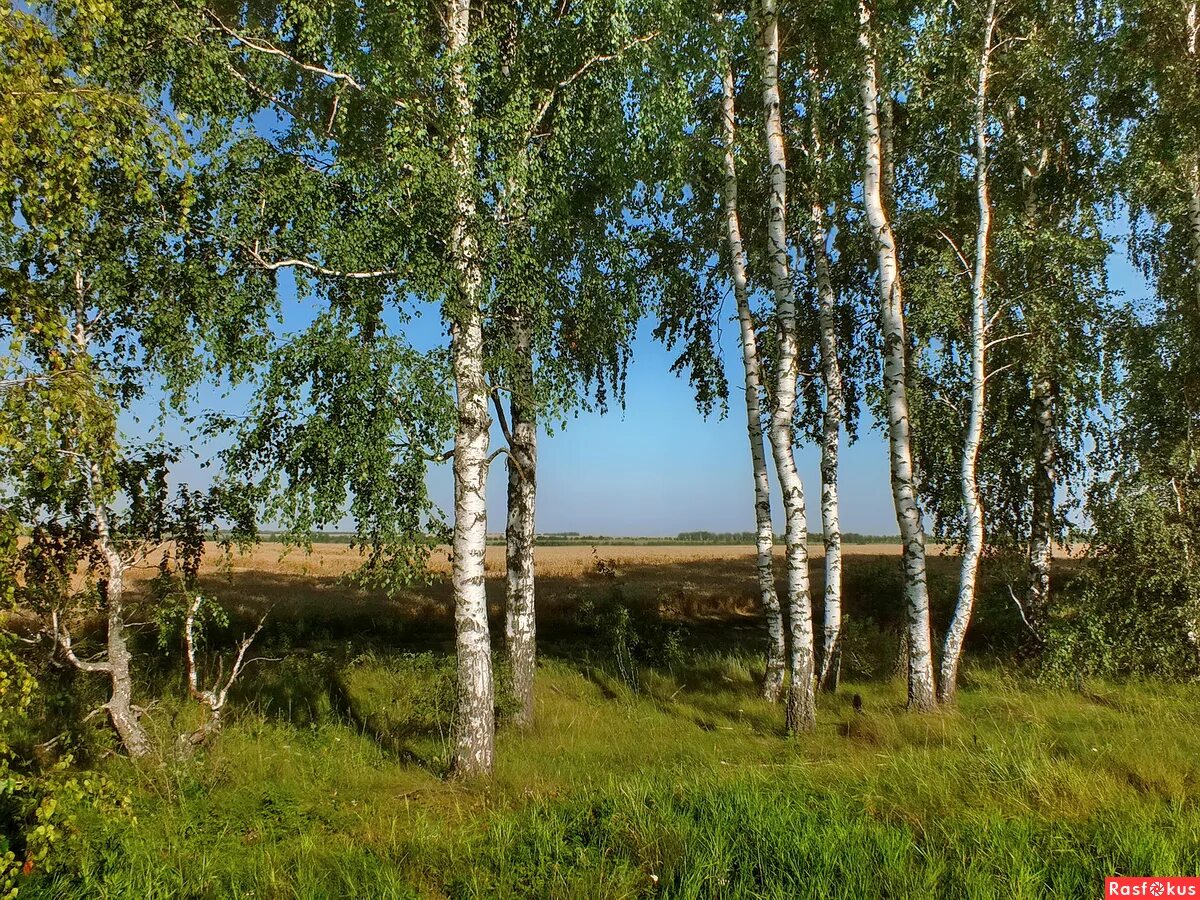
[935,228,972,277]
[490,389,515,448]
[983,331,1031,350]
[221,612,269,699]
[205,11,364,91]
[1007,584,1041,640]
[983,361,1016,384]
[244,246,397,280]
[181,598,271,750]
[51,611,111,674]
[528,32,660,135]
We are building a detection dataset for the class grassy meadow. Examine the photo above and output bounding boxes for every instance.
[19,543,1200,897]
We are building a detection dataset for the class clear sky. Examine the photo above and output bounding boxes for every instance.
[129,228,1150,539]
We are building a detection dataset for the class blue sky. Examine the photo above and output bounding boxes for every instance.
[127,233,1148,538]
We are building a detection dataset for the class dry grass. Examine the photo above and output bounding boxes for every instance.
[185,540,914,582]
[121,540,994,650]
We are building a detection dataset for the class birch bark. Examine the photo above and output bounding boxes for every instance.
[940,0,996,702]
[720,60,786,702]
[805,86,845,693]
[447,0,495,776]
[758,0,816,731]
[857,0,937,710]
[1026,374,1055,628]
[1192,8,1200,321]
[1189,156,1200,319]
[505,321,537,728]
[57,305,150,758]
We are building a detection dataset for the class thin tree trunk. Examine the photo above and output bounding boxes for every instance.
[719,59,786,703]
[1017,149,1054,638]
[940,0,996,703]
[812,207,844,693]
[505,322,537,728]
[64,299,149,759]
[94,493,150,758]
[806,82,845,693]
[758,0,816,732]
[857,0,937,710]
[1189,156,1200,318]
[447,0,495,777]
[1026,374,1055,628]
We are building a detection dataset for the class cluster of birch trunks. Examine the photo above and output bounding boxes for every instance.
[26,0,1198,781]
[445,0,1145,776]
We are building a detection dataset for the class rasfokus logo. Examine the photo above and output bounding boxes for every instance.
[1106,878,1200,897]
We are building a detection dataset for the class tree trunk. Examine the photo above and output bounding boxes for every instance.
[94,509,150,758]
[505,321,537,728]
[812,205,844,693]
[720,59,786,703]
[67,309,150,760]
[758,0,816,732]
[940,0,996,703]
[857,0,937,711]
[1191,3,1199,317]
[1026,374,1055,630]
[806,84,845,694]
[1189,157,1200,318]
[447,0,495,777]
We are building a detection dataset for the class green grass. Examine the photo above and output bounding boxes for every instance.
[22,651,1200,898]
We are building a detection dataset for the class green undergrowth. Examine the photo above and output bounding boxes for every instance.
[18,652,1200,898]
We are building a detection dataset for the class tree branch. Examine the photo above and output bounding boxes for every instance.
[205,11,365,91]
[244,246,398,279]
[490,389,516,448]
[528,32,660,136]
[935,228,972,278]
[51,611,111,674]
[983,331,1030,351]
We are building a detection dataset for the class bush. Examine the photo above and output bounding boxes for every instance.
[574,588,685,691]
[0,641,129,897]
[1043,482,1200,680]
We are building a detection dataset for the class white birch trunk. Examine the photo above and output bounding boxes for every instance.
[447,0,495,777]
[94,490,150,758]
[1189,156,1200,318]
[857,0,937,710]
[758,0,816,732]
[940,0,996,702]
[505,321,537,728]
[59,304,149,758]
[812,204,845,693]
[805,85,846,693]
[1026,374,1054,627]
[720,60,786,703]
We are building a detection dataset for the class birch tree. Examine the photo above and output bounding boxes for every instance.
[939,0,997,703]
[856,0,937,710]
[153,0,659,769]
[781,13,865,693]
[718,42,786,702]
[0,4,239,756]
[1073,0,1200,670]
[758,0,816,731]
[482,3,660,729]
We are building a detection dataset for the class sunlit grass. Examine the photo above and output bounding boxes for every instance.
[28,650,1200,898]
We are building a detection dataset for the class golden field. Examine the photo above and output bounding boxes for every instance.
[125,539,974,645]
[190,539,913,580]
